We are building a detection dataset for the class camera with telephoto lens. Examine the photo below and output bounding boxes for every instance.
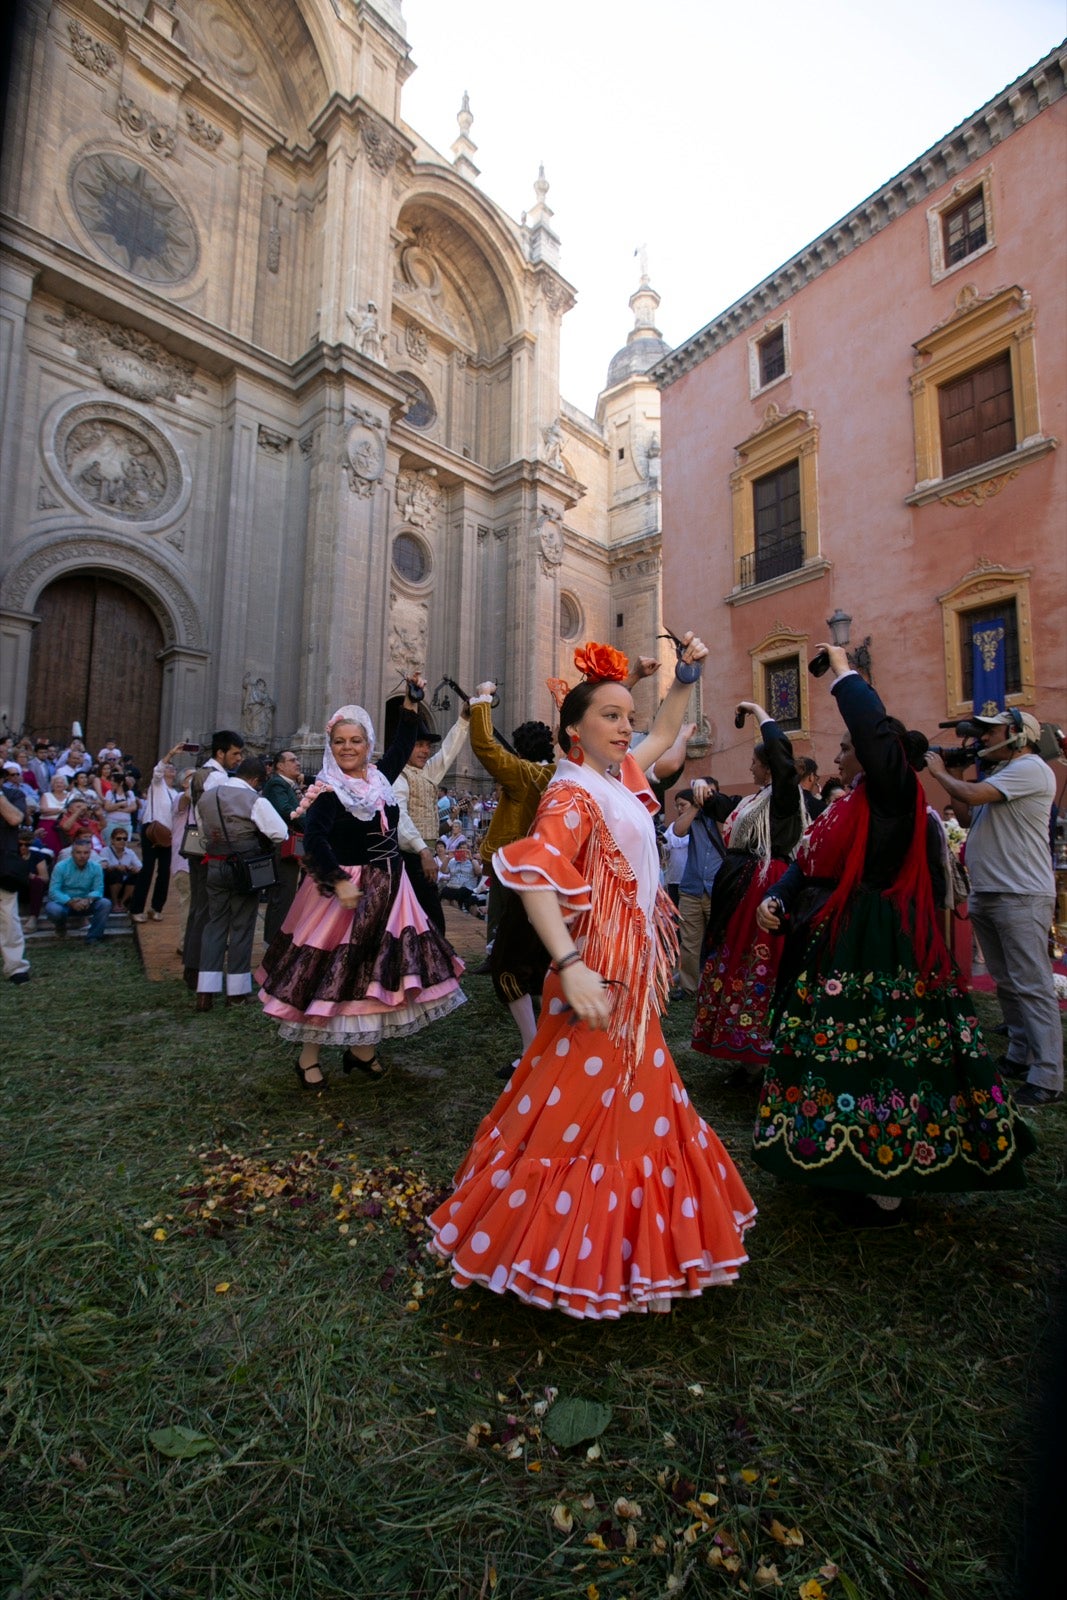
[926,719,983,769]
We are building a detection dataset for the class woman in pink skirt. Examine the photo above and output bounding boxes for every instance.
[257,685,465,1089]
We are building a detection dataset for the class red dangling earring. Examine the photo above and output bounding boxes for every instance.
[570,735,584,766]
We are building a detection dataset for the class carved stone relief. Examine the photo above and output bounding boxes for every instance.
[536,507,563,574]
[940,470,1018,508]
[55,307,197,404]
[360,114,400,174]
[117,96,177,158]
[395,468,441,530]
[185,108,223,150]
[404,323,429,364]
[388,591,428,678]
[45,399,187,527]
[267,196,282,274]
[342,411,385,497]
[68,20,116,75]
[257,425,290,455]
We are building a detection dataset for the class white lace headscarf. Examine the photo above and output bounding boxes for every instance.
[302,705,398,824]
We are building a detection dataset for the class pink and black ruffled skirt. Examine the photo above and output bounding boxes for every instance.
[257,859,464,1046]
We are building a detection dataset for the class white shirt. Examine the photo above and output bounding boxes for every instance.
[217,775,289,844]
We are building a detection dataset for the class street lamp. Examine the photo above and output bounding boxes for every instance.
[826,608,873,680]
[826,609,852,647]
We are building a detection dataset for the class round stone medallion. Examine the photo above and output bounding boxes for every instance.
[70,152,199,284]
[51,401,186,524]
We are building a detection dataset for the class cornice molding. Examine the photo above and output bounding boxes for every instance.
[654,44,1067,390]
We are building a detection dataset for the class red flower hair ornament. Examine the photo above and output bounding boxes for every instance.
[546,640,630,710]
[573,641,630,683]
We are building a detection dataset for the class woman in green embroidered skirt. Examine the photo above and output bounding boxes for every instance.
[752,647,1034,1215]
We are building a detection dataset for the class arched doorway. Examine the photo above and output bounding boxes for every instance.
[25,574,164,769]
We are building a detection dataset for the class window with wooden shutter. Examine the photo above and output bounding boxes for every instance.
[943,191,987,266]
[758,326,786,387]
[747,460,803,585]
[937,351,1015,477]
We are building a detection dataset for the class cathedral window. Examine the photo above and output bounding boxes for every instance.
[392,533,430,584]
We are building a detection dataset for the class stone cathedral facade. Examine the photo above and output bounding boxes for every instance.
[0,0,668,778]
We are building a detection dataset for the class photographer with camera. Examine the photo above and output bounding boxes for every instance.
[925,711,1062,1107]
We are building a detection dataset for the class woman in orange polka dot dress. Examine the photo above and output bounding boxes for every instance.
[428,637,756,1318]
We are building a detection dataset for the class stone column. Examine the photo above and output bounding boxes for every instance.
[0,253,38,548]
[0,609,38,738]
[158,645,210,748]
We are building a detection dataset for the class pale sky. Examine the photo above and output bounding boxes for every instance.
[400,0,1064,415]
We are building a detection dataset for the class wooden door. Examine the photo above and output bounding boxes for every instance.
[25,575,164,770]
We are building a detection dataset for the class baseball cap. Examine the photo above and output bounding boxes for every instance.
[972,710,1041,744]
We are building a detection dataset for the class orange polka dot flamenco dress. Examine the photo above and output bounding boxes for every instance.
[428,753,756,1318]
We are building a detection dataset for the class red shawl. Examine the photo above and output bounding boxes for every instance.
[798,775,951,981]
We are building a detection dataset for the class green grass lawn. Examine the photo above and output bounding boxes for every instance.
[2,941,1064,1600]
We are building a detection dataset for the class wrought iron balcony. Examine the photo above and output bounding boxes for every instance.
[738,530,805,589]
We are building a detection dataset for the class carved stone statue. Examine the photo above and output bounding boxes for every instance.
[347,300,387,364]
[241,674,275,751]
[541,416,564,469]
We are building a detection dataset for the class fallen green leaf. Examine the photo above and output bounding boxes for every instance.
[149,1425,217,1459]
[543,1397,613,1449]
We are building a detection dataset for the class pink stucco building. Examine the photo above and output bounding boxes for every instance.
[657,45,1066,793]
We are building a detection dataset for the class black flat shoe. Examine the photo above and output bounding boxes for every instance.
[342,1049,388,1079]
[294,1063,327,1091]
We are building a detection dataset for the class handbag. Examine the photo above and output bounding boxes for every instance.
[179,819,205,858]
[280,829,304,861]
[144,820,172,848]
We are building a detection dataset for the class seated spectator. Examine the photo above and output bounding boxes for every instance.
[57,797,104,855]
[3,759,38,820]
[439,844,485,914]
[45,837,111,942]
[441,816,467,856]
[18,827,52,931]
[97,738,123,765]
[819,776,846,809]
[94,761,117,798]
[69,768,105,808]
[105,771,142,834]
[38,774,69,853]
[101,823,141,911]
[56,739,92,779]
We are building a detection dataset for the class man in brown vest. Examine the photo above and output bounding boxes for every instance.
[194,754,287,1011]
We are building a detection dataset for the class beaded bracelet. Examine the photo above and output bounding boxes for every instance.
[553,950,582,973]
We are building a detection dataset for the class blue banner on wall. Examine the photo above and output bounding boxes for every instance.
[971,617,1006,716]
